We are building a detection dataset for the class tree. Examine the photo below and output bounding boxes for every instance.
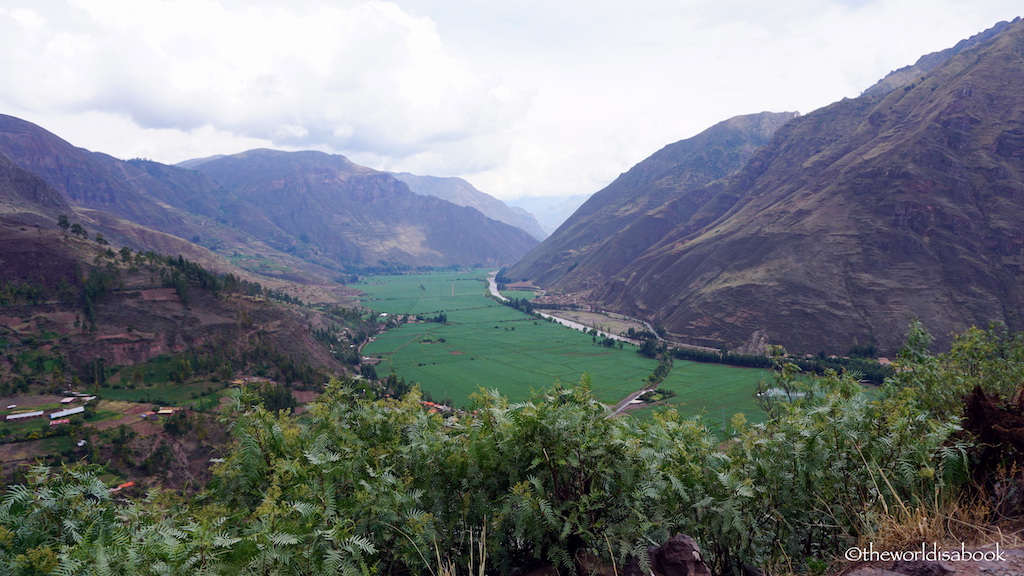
[57,214,70,234]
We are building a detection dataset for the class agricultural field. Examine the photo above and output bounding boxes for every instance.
[99,381,224,410]
[358,271,773,417]
[645,361,769,426]
[359,271,657,406]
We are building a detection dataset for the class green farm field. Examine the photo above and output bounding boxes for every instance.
[651,361,768,425]
[360,271,656,406]
[358,271,773,417]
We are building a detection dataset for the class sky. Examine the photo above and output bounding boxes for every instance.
[0,1,1020,202]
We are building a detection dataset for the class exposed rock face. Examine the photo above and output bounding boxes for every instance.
[509,19,1024,354]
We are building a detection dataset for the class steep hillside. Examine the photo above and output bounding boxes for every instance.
[188,149,539,268]
[0,115,207,241]
[0,152,73,221]
[510,18,1024,354]
[507,111,797,288]
[0,219,350,393]
[392,172,547,240]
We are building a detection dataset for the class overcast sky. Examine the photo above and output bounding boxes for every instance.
[0,1,1020,201]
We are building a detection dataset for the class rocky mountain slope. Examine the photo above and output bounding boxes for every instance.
[508,111,797,288]
[508,18,1024,354]
[185,150,538,269]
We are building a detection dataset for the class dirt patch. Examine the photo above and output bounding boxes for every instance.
[292,390,319,404]
[545,310,649,336]
[0,438,55,467]
[449,350,464,355]
[0,394,65,411]
[139,288,180,301]
[89,402,164,434]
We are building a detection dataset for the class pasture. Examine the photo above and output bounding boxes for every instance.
[358,271,771,417]
[649,361,769,425]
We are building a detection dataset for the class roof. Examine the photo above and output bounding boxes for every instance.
[6,411,44,420]
[50,406,85,419]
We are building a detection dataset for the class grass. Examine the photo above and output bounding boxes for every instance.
[359,271,774,418]
[115,355,175,387]
[100,380,224,407]
[645,361,769,425]
[360,271,658,406]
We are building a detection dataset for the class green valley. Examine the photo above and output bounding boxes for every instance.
[358,270,771,419]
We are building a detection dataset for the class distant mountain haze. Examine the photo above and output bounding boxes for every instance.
[506,194,592,235]
[391,172,548,241]
[508,18,1024,355]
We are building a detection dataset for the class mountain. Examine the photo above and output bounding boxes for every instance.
[391,172,548,240]
[508,18,1024,354]
[0,115,538,274]
[506,194,592,235]
[508,111,797,288]
[0,152,73,221]
[0,115,207,241]
[185,150,539,268]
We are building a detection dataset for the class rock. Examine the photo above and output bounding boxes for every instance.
[892,560,954,576]
[649,534,713,576]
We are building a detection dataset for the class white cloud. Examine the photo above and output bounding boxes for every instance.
[0,0,523,165]
[0,0,1020,202]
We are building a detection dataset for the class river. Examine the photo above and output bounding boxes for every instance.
[485,271,638,344]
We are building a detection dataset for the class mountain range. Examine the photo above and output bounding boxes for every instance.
[4,18,1024,360]
[508,18,1024,354]
[0,116,539,279]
